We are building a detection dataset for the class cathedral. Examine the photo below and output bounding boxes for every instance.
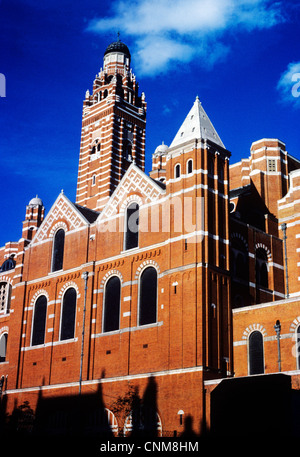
[1,38,300,438]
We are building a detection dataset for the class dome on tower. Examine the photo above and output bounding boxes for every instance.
[28,195,43,206]
[154,142,168,156]
[104,39,131,58]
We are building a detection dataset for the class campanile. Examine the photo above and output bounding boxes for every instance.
[76,38,147,211]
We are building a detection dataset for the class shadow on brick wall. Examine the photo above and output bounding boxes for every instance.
[0,374,162,448]
[210,373,300,437]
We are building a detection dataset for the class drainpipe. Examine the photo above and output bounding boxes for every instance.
[79,271,89,395]
[281,223,289,298]
[274,320,281,372]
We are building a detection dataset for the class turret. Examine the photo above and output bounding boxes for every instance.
[22,195,45,242]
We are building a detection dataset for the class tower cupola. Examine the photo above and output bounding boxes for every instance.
[104,39,131,59]
[103,37,131,75]
[22,195,45,242]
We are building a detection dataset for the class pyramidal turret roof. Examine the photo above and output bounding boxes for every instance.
[170,97,225,149]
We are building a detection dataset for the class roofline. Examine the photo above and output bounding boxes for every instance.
[232,294,300,314]
[167,137,231,157]
[251,138,286,147]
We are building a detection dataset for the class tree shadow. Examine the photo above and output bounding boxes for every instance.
[131,374,159,438]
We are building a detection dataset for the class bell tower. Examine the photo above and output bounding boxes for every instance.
[76,38,147,211]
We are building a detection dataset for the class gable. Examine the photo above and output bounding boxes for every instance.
[98,164,165,221]
[32,192,89,244]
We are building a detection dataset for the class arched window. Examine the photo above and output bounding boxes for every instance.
[91,139,100,155]
[0,257,16,273]
[103,276,121,333]
[123,407,162,437]
[60,288,77,341]
[0,333,7,363]
[175,164,180,179]
[187,159,193,174]
[124,203,139,250]
[256,248,268,288]
[0,282,12,314]
[248,331,264,375]
[139,267,157,326]
[31,295,47,346]
[52,229,65,272]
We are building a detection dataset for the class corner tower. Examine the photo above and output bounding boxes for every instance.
[76,39,147,211]
[164,97,233,377]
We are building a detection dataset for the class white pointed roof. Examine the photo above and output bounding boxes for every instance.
[169,97,225,149]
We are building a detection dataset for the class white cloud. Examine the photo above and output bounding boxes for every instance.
[87,0,284,76]
[277,62,300,109]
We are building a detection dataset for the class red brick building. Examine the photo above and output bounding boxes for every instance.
[1,39,300,438]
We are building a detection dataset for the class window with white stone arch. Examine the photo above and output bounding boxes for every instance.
[93,408,119,435]
[102,275,121,333]
[51,228,65,272]
[123,411,162,436]
[124,202,139,251]
[0,332,8,363]
[138,266,158,326]
[31,294,48,346]
[59,287,77,341]
[248,330,264,375]
[0,282,12,314]
[106,409,118,436]
[186,158,193,174]
[255,247,269,289]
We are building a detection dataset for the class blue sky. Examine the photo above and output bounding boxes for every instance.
[1,0,300,247]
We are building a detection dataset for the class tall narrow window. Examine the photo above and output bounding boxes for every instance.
[103,276,121,333]
[187,159,193,174]
[0,282,12,314]
[124,203,139,250]
[52,229,65,272]
[208,156,214,176]
[175,164,180,179]
[256,248,268,288]
[249,331,264,375]
[139,267,157,326]
[31,295,47,346]
[60,288,77,341]
[123,140,132,161]
[0,333,7,363]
